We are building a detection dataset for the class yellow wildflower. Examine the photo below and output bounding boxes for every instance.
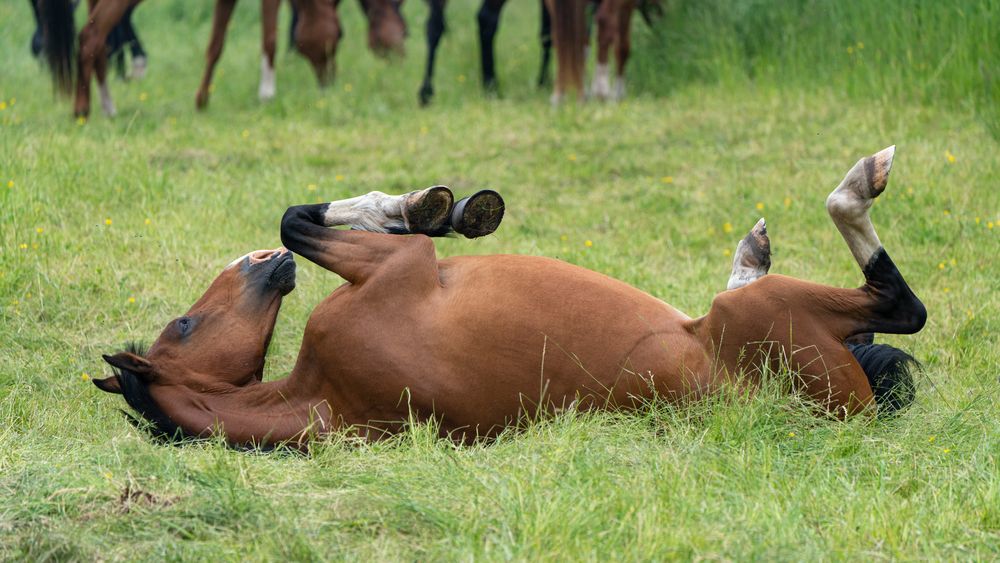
[722,222,733,234]
[128,297,136,304]
[788,432,796,437]
[942,448,951,454]
[783,197,792,208]
[307,183,318,192]
[567,154,577,162]
[847,46,854,54]
[755,202,764,211]
[19,243,27,250]
[928,436,935,443]
[988,222,994,229]
[82,373,90,381]
[975,217,981,225]
[241,129,250,139]
[139,92,148,102]
[945,150,956,164]
[420,125,428,135]
[723,248,732,257]
[145,218,151,225]
[457,74,466,83]
[949,258,957,266]
[938,262,945,270]
[77,116,86,126]
[335,175,344,182]
[560,234,568,242]
[6,180,12,188]
[36,227,44,234]
[105,218,112,226]
[0,102,6,111]
[942,287,950,293]
[856,41,864,50]
[906,187,914,195]
[661,176,674,184]
[943,210,950,216]
[584,240,593,248]
[344,84,353,93]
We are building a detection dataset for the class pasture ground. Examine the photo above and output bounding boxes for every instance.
[2,1,999,560]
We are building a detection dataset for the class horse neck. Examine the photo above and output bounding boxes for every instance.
[154,373,334,448]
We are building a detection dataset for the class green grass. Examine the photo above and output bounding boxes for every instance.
[2,0,999,559]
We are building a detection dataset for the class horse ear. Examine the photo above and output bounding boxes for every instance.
[102,352,153,378]
[93,375,123,394]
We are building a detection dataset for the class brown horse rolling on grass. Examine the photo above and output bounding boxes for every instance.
[95,147,925,449]
[39,0,405,117]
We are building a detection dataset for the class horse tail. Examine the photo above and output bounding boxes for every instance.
[39,0,76,95]
[847,342,919,416]
[551,0,587,96]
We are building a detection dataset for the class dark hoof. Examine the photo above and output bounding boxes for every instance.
[451,190,505,238]
[403,186,454,235]
[418,84,434,107]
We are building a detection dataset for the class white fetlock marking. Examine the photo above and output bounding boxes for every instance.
[258,56,276,101]
[130,55,147,80]
[592,63,611,100]
[613,77,626,101]
[322,191,406,232]
[99,82,116,117]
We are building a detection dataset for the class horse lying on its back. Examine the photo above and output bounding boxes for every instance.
[95,147,925,449]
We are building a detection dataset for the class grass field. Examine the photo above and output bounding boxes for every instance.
[2,0,999,560]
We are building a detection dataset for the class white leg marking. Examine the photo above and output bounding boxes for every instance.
[613,76,626,101]
[99,82,116,117]
[322,191,407,232]
[130,55,147,80]
[826,145,895,268]
[592,63,611,100]
[258,56,276,101]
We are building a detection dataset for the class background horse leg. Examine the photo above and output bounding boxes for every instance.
[477,0,506,95]
[536,0,552,87]
[592,0,616,100]
[75,0,134,117]
[545,0,587,103]
[259,0,280,101]
[196,0,238,109]
[419,0,446,106]
[121,5,147,79]
[612,0,634,100]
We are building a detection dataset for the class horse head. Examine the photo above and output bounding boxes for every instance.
[94,248,295,401]
[363,0,407,57]
[292,0,343,87]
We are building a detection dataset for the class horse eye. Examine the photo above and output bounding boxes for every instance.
[177,317,192,336]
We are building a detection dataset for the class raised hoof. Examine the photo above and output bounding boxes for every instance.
[826,145,895,220]
[403,186,454,235]
[727,218,771,290]
[450,190,505,239]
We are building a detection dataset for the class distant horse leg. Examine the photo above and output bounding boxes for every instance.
[545,0,587,103]
[29,0,44,57]
[121,5,147,78]
[196,0,238,110]
[259,0,280,101]
[613,0,634,100]
[536,0,552,87]
[727,218,771,290]
[419,0,446,106]
[477,0,506,94]
[76,0,135,117]
[592,0,616,100]
[87,0,117,116]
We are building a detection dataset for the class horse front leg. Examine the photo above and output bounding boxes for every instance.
[592,0,616,100]
[418,0,446,106]
[259,0,280,101]
[196,0,238,109]
[537,0,552,87]
[75,0,135,117]
[477,0,506,94]
[612,0,634,100]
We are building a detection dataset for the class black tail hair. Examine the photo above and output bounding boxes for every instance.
[847,343,919,416]
[39,0,76,95]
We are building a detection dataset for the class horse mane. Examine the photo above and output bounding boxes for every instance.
[847,342,919,416]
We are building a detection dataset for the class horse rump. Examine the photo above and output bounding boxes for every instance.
[847,342,919,416]
[39,0,76,94]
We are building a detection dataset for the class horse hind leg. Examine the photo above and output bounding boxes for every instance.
[727,218,771,290]
[826,145,926,336]
[259,0,279,101]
